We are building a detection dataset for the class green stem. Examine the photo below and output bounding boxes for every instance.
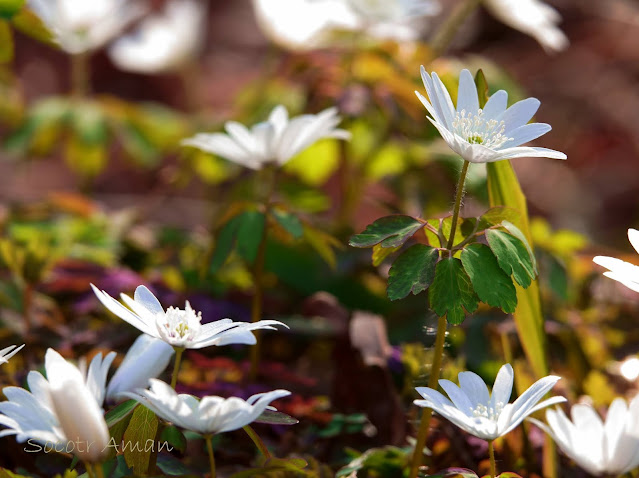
[409,315,448,478]
[205,435,216,478]
[243,425,272,459]
[84,462,96,478]
[489,440,496,478]
[248,167,278,381]
[170,347,185,389]
[94,463,105,478]
[446,160,471,252]
[430,0,482,57]
[70,52,90,99]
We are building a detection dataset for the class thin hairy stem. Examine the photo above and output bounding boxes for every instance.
[205,435,216,478]
[409,315,448,478]
[170,347,185,389]
[71,52,90,99]
[489,440,497,478]
[446,160,471,253]
[243,425,272,459]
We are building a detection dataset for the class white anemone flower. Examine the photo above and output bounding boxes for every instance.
[0,349,110,462]
[483,0,569,53]
[124,379,291,435]
[529,398,639,476]
[593,229,639,293]
[106,334,174,403]
[417,68,567,164]
[181,105,351,170]
[0,344,25,365]
[91,284,286,349]
[414,363,566,440]
[28,0,146,54]
[109,0,206,74]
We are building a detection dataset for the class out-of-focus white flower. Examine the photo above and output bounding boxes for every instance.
[593,229,639,293]
[92,284,286,349]
[182,105,350,170]
[109,0,205,74]
[483,0,569,53]
[124,379,291,435]
[0,344,25,365]
[106,334,174,403]
[251,0,439,50]
[28,0,146,54]
[417,68,567,164]
[414,363,565,440]
[530,398,639,476]
[0,349,110,462]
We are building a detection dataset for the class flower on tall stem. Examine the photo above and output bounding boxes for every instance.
[109,0,206,74]
[417,68,567,164]
[0,349,110,463]
[414,364,566,440]
[0,344,25,365]
[181,105,351,170]
[593,229,639,293]
[483,0,569,53]
[529,397,639,476]
[92,284,286,349]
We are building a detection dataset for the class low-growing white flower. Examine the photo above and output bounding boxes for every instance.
[414,363,565,440]
[593,229,639,293]
[106,334,174,403]
[0,349,110,462]
[109,0,205,74]
[417,68,567,164]
[483,0,569,53]
[92,284,286,349]
[182,105,351,170]
[28,0,146,54]
[124,379,291,435]
[530,398,639,476]
[0,344,25,365]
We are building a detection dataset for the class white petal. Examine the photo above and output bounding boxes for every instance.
[456,69,480,115]
[493,146,567,161]
[498,97,541,134]
[500,123,552,149]
[490,364,514,410]
[91,284,157,337]
[458,371,490,408]
[134,285,165,316]
[628,229,639,255]
[438,380,474,415]
[482,90,508,119]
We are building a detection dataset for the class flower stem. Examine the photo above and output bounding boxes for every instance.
[446,160,471,252]
[243,425,272,459]
[94,463,105,478]
[170,347,185,389]
[409,315,448,478]
[430,0,482,57]
[204,435,216,478]
[84,462,96,478]
[71,52,90,99]
[489,440,497,478]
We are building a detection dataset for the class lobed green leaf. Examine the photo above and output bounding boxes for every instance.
[349,215,424,249]
[486,229,536,288]
[123,405,159,476]
[428,257,478,325]
[387,244,439,301]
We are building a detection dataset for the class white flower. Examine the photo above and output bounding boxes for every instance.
[92,284,286,349]
[414,363,566,440]
[106,334,174,403]
[483,0,569,53]
[0,349,110,462]
[28,0,146,54]
[0,344,25,365]
[124,379,291,435]
[593,229,639,293]
[181,105,351,170]
[109,0,205,74]
[529,398,639,476]
[417,68,567,164]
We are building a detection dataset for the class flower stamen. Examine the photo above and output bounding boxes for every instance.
[452,109,512,149]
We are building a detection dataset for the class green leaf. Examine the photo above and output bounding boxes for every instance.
[0,0,24,19]
[236,210,265,264]
[349,215,424,248]
[160,425,187,453]
[10,6,53,43]
[271,209,303,239]
[485,229,536,288]
[122,404,159,476]
[426,468,479,478]
[209,214,243,274]
[105,399,138,427]
[475,69,489,108]
[460,243,517,313]
[372,242,399,266]
[255,409,299,425]
[428,257,478,325]
[478,207,520,229]
[387,244,438,300]
[501,220,537,273]
[0,20,13,63]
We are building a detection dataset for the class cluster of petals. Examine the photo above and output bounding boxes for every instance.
[109,0,205,74]
[530,397,639,476]
[483,0,569,53]
[593,229,639,293]
[124,379,291,436]
[182,105,350,170]
[414,363,565,440]
[417,68,567,164]
[0,344,25,365]
[28,0,146,54]
[251,0,439,51]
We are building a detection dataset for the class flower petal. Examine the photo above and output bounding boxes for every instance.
[490,364,514,410]
[500,123,552,149]
[482,90,508,119]
[456,69,480,115]
[458,371,490,409]
[498,97,540,134]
